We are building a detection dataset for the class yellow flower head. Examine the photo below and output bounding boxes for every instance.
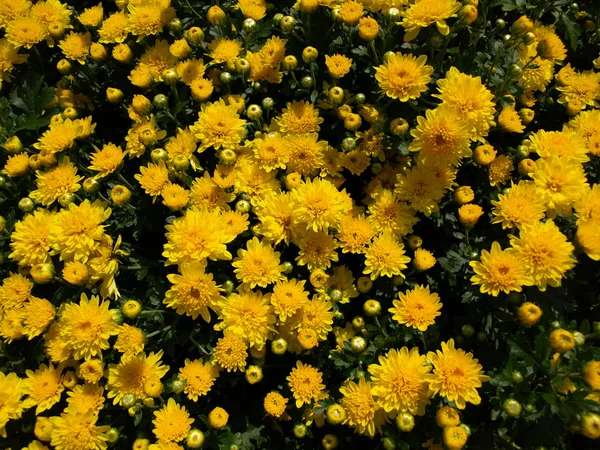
[9,209,54,267]
[58,32,91,64]
[584,361,600,391]
[325,54,353,78]
[107,351,169,404]
[458,204,484,228]
[524,129,589,164]
[161,183,189,211]
[23,363,64,414]
[0,0,31,28]
[340,377,387,437]
[264,392,288,418]
[292,178,352,231]
[337,214,376,254]
[517,301,542,326]
[89,143,125,177]
[491,181,546,229]
[497,106,525,133]
[401,0,461,41]
[127,0,175,39]
[367,189,419,237]
[61,259,90,285]
[191,99,247,151]
[549,329,575,354]
[208,38,242,64]
[278,100,324,134]
[0,372,24,434]
[368,347,431,416]
[287,361,327,408]
[115,324,145,358]
[239,0,267,21]
[252,132,289,172]
[285,133,328,175]
[30,157,83,206]
[208,407,229,429]
[179,359,219,402]
[99,11,129,43]
[78,359,104,384]
[21,296,55,339]
[469,242,533,296]
[49,409,109,450]
[426,339,490,409]
[79,3,104,27]
[214,332,248,372]
[390,285,442,331]
[339,0,363,25]
[233,237,285,288]
[375,53,433,101]
[6,16,47,49]
[488,154,513,187]
[3,152,30,177]
[395,164,446,216]
[475,143,499,165]
[364,231,411,280]
[153,398,193,443]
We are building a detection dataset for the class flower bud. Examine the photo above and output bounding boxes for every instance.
[111,185,132,205]
[57,59,72,75]
[243,18,257,33]
[151,148,168,163]
[511,15,534,38]
[90,42,107,62]
[186,27,205,45]
[280,16,296,32]
[246,104,263,120]
[207,5,226,25]
[106,88,124,103]
[458,5,478,25]
[3,136,23,154]
[390,117,409,136]
[186,429,205,449]
[282,55,298,71]
[123,300,142,319]
[18,197,35,212]
[298,0,319,14]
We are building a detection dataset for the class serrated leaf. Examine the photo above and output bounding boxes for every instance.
[560,15,581,51]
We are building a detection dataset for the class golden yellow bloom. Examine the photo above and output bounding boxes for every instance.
[413,248,436,271]
[114,324,145,358]
[497,106,525,133]
[264,392,288,418]
[59,32,91,64]
[134,161,169,199]
[549,329,575,354]
[375,53,433,101]
[367,189,418,237]
[509,220,575,291]
[34,118,82,155]
[358,16,379,40]
[208,38,242,64]
[426,339,490,409]
[21,296,55,339]
[239,0,267,20]
[369,347,431,415]
[364,232,411,280]
[401,0,461,41]
[78,359,104,384]
[390,284,442,331]
[232,237,285,288]
[191,99,246,151]
[491,181,546,229]
[285,133,328,175]
[340,377,387,437]
[89,143,125,177]
[152,398,193,443]
[488,154,513,187]
[22,363,64,414]
[292,178,352,231]
[0,0,31,28]
[454,186,474,205]
[127,0,174,39]
[208,407,229,429]
[470,242,533,296]
[66,383,104,415]
[79,3,103,27]
[287,361,327,408]
[410,106,471,166]
[161,183,189,211]
[278,100,323,134]
[49,409,109,450]
[214,332,248,372]
[217,290,276,349]
[30,157,83,206]
[339,0,363,25]
[337,215,376,253]
[62,259,89,285]
[443,426,468,449]
[325,54,353,78]
[517,302,542,326]
[458,204,484,228]
[179,359,219,401]
[436,406,460,427]
[6,16,47,48]
[9,209,53,267]
[576,220,600,261]
[584,361,600,390]
[395,164,446,216]
[3,152,29,177]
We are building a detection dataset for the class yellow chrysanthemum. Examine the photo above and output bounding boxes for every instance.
[6,16,47,49]
[66,383,105,415]
[278,100,324,134]
[0,272,32,311]
[400,0,461,41]
[488,154,513,187]
[251,132,289,172]
[98,11,128,43]
[30,0,71,29]
[9,209,54,267]
[22,363,64,414]
[59,32,91,64]
[291,178,352,231]
[509,220,575,291]
[285,133,328,175]
[491,181,546,229]
[270,278,310,322]
[165,261,223,322]
[107,351,170,405]
[0,0,31,29]
[114,324,145,358]
[532,23,566,61]
[295,230,339,270]
[567,109,600,155]
[78,359,104,384]
[395,164,446,216]
[375,53,433,101]
[469,241,533,296]
[30,157,83,206]
[213,332,248,372]
[364,232,411,280]
[179,359,219,402]
[410,106,471,166]
[33,118,81,155]
[21,296,55,339]
[208,38,242,64]
[292,295,335,341]
[531,156,587,216]
[191,99,247,151]
[325,54,353,78]
[127,0,174,39]
[433,67,496,140]
[390,285,442,331]
[58,293,119,360]
[153,398,193,443]
[79,3,104,27]
[49,200,111,263]
[557,70,600,110]
[0,372,24,436]
[161,183,189,211]
[576,220,600,261]
[255,192,296,245]
[216,290,276,349]
[497,105,525,133]
[3,152,29,177]
[337,214,376,253]
[340,377,387,437]
[232,237,285,288]
[368,347,432,415]
[287,361,327,408]
[264,392,288,418]
[426,339,490,409]
[49,409,109,450]
[523,129,589,164]
[89,143,125,177]
[367,189,419,237]
[163,207,235,265]
[238,0,267,20]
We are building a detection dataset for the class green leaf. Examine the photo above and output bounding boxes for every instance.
[580,319,590,335]
[559,15,581,51]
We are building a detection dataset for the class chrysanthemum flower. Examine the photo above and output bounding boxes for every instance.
[232,237,285,288]
[318,265,359,304]
[98,11,129,43]
[339,0,363,25]
[107,351,170,405]
[213,332,248,372]
[400,0,461,41]
[433,67,496,140]
[364,232,411,280]
[532,23,566,61]
[292,295,335,341]
[49,200,111,263]
[278,100,324,134]
[30,0,71,29]
[367,189,419,237]
[491,181,546,229]
[0,272,32,310]
[488,154,513,187]
[21,296,54,339]
[22,363,64,414]
[9,209,53,267]
[368,347,432,415]
[390,285,442,331]
[239,0,267,20]
[295,230,339,270]
[191,99,247,151]
[531,156,587,216]
[375,53,433,101]
[165,261,223,322]
[285,133,328,175]
[576,184,600,224]
[138,39,178,82]
[410,106,471,166]
[264,392,288,418]
[325,54,353,78]
[567,109,600,155]
[59,32,91,64]
[234,161,280,204]
[190,173,233,211]
[255,192,296,245]
[0,0,31,28]
[557,70,600,110]
[79,3,104,27]
[252,132,289,172]
[179,359,219,402]
[208,38,243,64]
[339,377,387,437]
[161,183,189,211]
[89,143,125,177]
[58,293,119,360]
[395,164,446,216]
[30,157,83,206]
[426,339,490,409]
[6,16,47,49]
[114,324,145,359]
[270,279,309,321]
[163,207,236,265]
[78,359,104,384]
[524,129,589,164]
[337,215,376,253]
[153,398,193,443]
[33,118,81,155]
[291,178,353,231]
[497,105,525,133]
[127,0,174,40]
[287,361,327,408]
[469,242,533,296]
[66,383,105,415]
[3,152,29,177]
[576,220,600,261]
[50,409,109,450]
[216,290,276,349]
[0,372,24,435]
[509,220,575,291]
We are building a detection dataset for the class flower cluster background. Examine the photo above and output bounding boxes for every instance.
[1,0,600,449]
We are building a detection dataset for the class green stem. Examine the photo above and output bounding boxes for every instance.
[146,325,171,339]
[118,172,136,192]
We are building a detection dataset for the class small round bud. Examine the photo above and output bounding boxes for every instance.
[123,300,142,319]
[300,76,314,89]
[168,18,182,32]
[246,104,263,120]
[511,371,524,384]
[106,428,119,444]
[293,424,307,438]
[186,429,205,449]
[350,336,367,353]
[235,200,251,213]
[245,365,263,384]
[280,16,296,32]
[271,338,288,355]
[396,412,415,432]
[171,378,185,394]
[18,197,35,212]
[302,46,319,63]
[461,324,475,337]
[243,18,257,33]
[57,59,72,75]
[58,193,75,207]
[153,94,169,109]
[121,393,137,409]
[106,88,124,103]
[186,27,205,45]
[363,299,381,317]
[503,398,522,417]
[219,72,233,85]
[523,32,536,45]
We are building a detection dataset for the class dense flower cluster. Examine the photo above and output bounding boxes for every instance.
[1,1,600,449]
